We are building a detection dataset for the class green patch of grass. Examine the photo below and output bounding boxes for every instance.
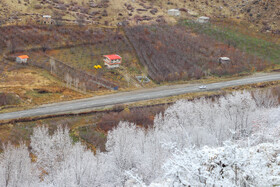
[78,125,107,151]
[8,123,36,144]
[25,89,52,98]
[46,44,143,88]
[181,20,280,64]
[38,69,63,83]
[69,131,80,143]
[49,45,140,73]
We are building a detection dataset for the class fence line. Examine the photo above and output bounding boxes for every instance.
[31,54,118,91]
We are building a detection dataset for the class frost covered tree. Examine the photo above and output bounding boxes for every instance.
[162,140,280,186]
[30,125,105,187]
[252,89,279,108]
[41,142,101,187]
[0,143,39,187]
[104,122,168,185]
[0,90,280,186]
[30,125,73,176]
[219,91,257,139]
[154,91,272,147]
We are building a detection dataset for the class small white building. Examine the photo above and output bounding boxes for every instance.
[43,15,51,18]
[42,15,53,24]
[197,16,210,23]
[219,57,231,64]
[16,55,29,64]
[168,9,180,17]
[103,54,122,68]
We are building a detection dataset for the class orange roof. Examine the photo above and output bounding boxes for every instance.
[104,54,121,60]
[18,55,29,59]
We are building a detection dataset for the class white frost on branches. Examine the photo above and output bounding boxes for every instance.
[0,90,280,186]
[0,143,39,187]
[163,141,280,186]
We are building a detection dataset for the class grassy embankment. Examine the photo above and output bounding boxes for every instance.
[1,80,280,153]
[181,19,280,66]
[0,62,91,113]
[46,43,144,89]
[2,21,280,113]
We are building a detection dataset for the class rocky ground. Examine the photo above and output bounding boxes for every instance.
[0,0,278,34]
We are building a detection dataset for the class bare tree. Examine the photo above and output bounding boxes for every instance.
[252,89,279,108]
[65,72,73,87]
[50,58,56,74]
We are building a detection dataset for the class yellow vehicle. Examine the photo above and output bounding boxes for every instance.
[94,65,102,69]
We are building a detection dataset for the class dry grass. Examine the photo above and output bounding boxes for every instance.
[154,0,280,32]
[223,80,280,92]
[0,64,91,113]
[0,68,53,89]
[1,0,174,26]
[1,0,280,36]
[0,124,13,143]
[1,80,280,151]
[45,44,145,89]
[117,79,280,108]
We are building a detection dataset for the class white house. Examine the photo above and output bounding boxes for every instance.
[103,54,122,68]
[16,55,29,64]
[219,57,231,64]
[168,9,180,16]
[197,16,210,23]
[42,15,53,24]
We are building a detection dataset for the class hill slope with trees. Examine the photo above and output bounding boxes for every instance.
[0,0,279,34]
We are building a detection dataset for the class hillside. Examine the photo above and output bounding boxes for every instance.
[125,24,271,82]
[0,0,279,111]
[0,0,279,34]
[0,0,172,26]
[1,1,280,185]
[158,0,280,34]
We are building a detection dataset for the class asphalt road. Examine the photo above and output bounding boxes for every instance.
[1,73,280,121]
